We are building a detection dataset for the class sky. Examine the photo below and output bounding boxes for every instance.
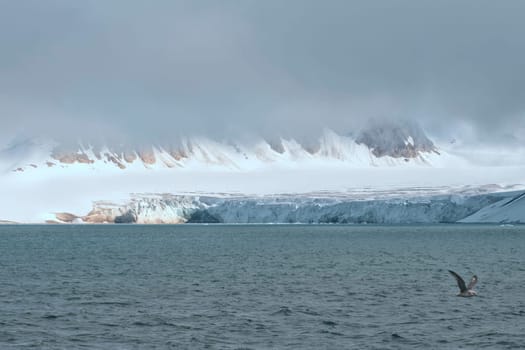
[1,0,524,145]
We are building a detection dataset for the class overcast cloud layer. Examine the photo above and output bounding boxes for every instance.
[1,0,524,144]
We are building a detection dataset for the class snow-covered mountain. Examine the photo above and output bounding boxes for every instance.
[1,121,524,223]
[355,120,437,158]
[2,122,445,174]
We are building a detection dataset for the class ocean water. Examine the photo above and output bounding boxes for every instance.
[0,224,524,349]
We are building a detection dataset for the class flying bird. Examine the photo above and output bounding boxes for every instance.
[448,270,478,297]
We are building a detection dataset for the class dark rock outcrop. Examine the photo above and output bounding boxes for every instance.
[114,210,137,224]
[356,120,437,158]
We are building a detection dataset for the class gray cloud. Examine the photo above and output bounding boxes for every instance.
[0,0,524,144]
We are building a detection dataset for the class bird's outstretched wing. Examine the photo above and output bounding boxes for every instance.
[467,275,478,290]
[448,270,467,292]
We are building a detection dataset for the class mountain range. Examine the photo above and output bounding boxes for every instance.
[1,121,524,224]
[2,121,441,173]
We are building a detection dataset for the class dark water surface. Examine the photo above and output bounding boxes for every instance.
[1,224,524,349]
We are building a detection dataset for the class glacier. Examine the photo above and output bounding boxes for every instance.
[1,123,525,224]
[460,191,525,224]
[43,188,525,225]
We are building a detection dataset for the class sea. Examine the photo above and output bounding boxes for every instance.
[0,224,524,349]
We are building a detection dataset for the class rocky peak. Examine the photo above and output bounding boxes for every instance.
[355,120,437,158]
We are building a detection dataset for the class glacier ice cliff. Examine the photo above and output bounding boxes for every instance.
[49,190,524,224]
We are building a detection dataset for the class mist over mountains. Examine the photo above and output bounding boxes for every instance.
[1,1,525,146]
[1,120,443,173]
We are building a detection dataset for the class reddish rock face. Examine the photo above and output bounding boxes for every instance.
[123,151,137,163]
[55,212,78,222]
[51,152,77,164]
[77,154,94,164]
[51,151,94,164]
[47,143,188,168]
[137,147,156,164]
[82,213,112,223]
